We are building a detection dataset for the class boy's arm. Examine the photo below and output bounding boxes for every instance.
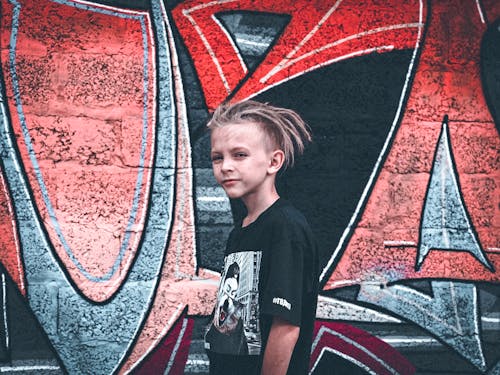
[261,316,300,375]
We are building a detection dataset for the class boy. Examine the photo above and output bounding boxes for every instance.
[204,100,319,375]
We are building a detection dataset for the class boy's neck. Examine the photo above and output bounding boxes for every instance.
[242,191,280,227]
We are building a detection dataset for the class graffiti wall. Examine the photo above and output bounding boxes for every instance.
[0,0,498,374]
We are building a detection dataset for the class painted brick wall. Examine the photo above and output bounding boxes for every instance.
[0,0,498,374]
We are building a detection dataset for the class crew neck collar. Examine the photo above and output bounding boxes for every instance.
[239,198,283,229]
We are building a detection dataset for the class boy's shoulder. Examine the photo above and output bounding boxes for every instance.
[266,199,311,233]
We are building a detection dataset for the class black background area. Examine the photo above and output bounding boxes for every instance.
[481,18,500,132]
[254,50,414,272]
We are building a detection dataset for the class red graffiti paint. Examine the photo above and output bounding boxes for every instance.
[0,0,156,301]
[172,0,500,286]
[310,320,415,375]
[325,0,500,289]
[0,0,497,372]
[131,310,194,375]
[0,167,24,294]
[172,0,421,110]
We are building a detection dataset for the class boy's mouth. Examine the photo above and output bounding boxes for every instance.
[222,179,238,187]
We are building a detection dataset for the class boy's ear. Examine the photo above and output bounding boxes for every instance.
[268,150,285,175]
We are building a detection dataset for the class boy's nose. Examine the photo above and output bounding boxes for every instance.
[221,158,234,172]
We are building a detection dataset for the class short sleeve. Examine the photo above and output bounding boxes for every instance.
[260,217,305,326]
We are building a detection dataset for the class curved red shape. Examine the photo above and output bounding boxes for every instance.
[311,320,415,375]
[0,0,155,301]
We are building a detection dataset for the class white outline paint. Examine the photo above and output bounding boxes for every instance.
[211,15,248,74]
[381,336,440,346]
[441,126,451,248]
[383,241,417,247]
[261,22,422,83]
[55,0,148,15]
[1,274,8,352]
[164,3,199,279]
[196,196,229,202]
[310,347,376,375]
[247,46,395,101]
[481,316,500,323]
[310,325,400,375]
[262,0,344,83]
[236,37,272,48]
[326,278,361,288]
[182,9,232,94]
[475,0,486,24]
[320,0,426,283]
[184,0,236,14]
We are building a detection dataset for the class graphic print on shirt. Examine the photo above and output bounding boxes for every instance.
[205,250,263,355]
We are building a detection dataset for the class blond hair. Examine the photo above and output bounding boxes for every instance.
[207,100,312,169]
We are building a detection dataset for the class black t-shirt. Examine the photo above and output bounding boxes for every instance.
[205,199,319,375]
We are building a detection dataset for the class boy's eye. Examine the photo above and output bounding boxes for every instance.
[234,152,247,158]
[211,155,223,163]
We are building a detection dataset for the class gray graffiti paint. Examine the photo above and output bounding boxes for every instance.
[418,120,493,271]
[0,0,176,373]
[358,281,486,371]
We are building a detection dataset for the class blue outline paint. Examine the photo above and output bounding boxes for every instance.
[8,0,150,282]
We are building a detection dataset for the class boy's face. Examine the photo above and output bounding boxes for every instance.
[214,276,242,332]
[210,122,275,203]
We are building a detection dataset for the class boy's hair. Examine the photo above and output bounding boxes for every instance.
[207,100,312,169]
[226,262,240,281]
